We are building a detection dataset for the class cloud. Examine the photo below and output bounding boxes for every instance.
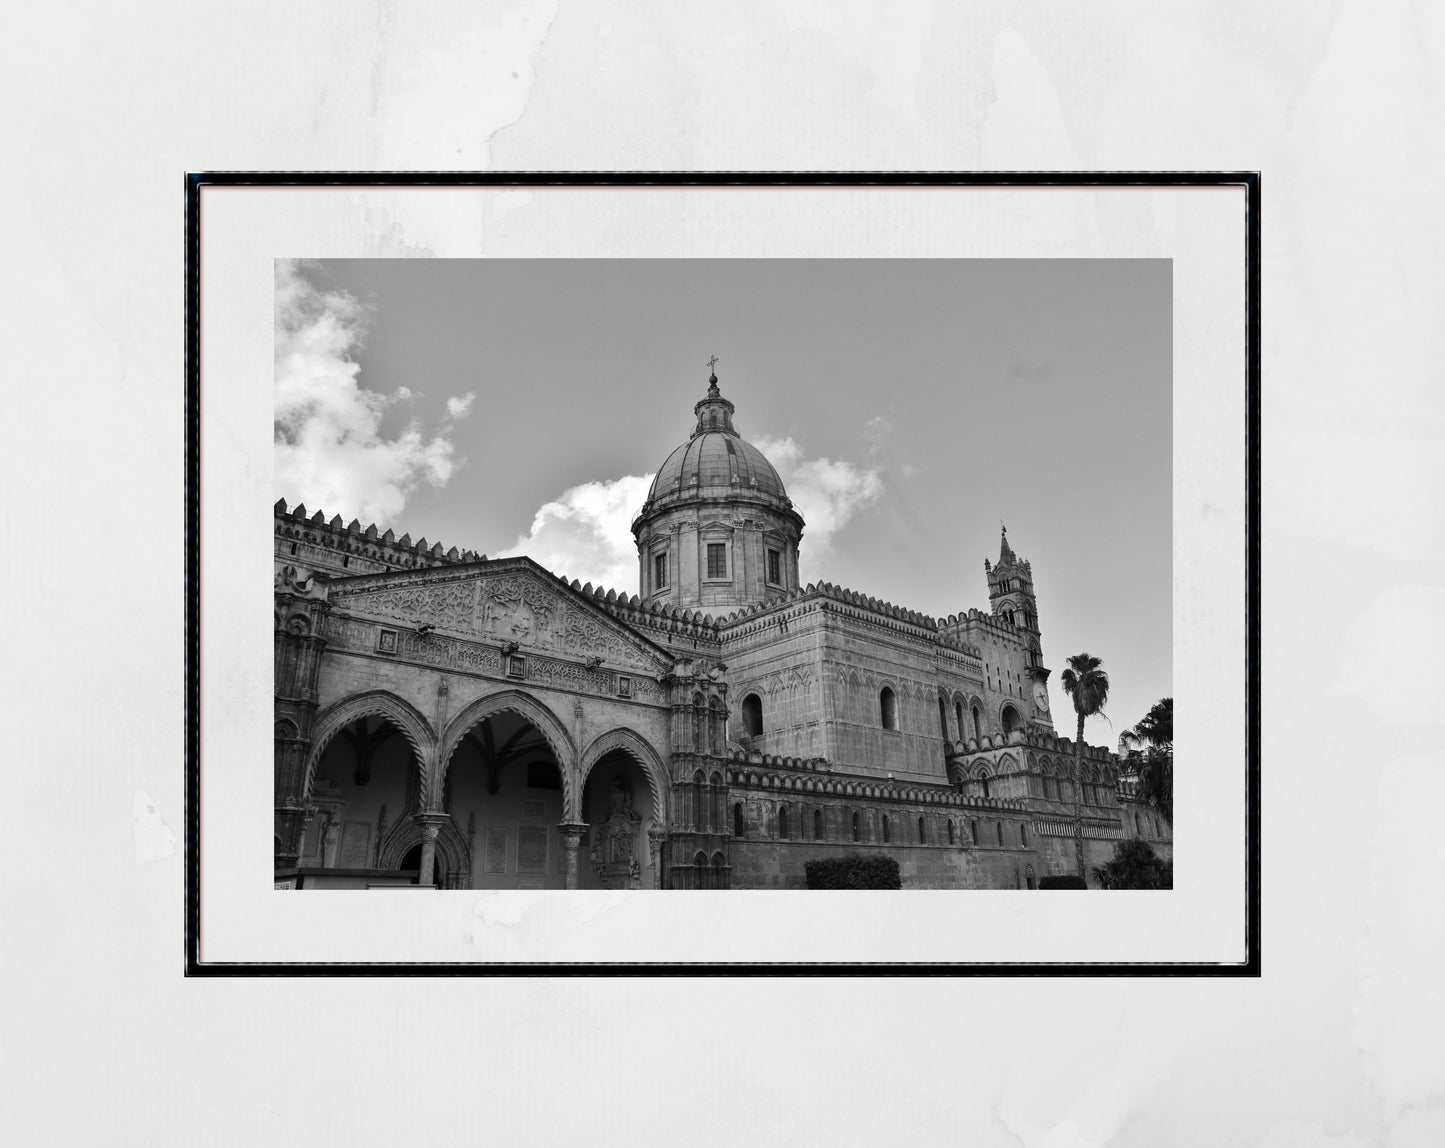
[274,260,470,526]
[494,473,656,591]
[446,393,475,420]
[754,434,885,558]
[495,431,885,594]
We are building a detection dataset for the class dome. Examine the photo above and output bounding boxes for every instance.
[646,431,789,503]
[639,371,794,512]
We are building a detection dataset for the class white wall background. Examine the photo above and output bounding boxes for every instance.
[2,2,1440,1145]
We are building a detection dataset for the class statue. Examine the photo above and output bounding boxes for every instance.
[589,777,642,889]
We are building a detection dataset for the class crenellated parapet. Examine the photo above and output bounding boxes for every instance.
[273,498,484,579]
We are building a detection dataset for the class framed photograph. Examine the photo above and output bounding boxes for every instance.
[188,173,1258,972]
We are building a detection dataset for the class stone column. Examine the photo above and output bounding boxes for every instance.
[417,825,438,886]
[558,823,588,890]
[648,827,667,890]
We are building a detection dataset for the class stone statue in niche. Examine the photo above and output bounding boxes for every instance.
[589,777,642,890]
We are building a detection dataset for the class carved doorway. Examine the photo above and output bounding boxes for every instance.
[442,709,567,890]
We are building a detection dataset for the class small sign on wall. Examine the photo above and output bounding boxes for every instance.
[484,827,508,875]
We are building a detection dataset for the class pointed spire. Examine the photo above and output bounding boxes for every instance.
[998,522,1016,566]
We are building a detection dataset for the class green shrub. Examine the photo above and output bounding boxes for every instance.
[1092,839,1172,890]
[1038,874,1087,890]
[804,854,903,889]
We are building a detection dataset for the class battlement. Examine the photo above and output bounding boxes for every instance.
[273,499,484,577]
[555,572,723,644]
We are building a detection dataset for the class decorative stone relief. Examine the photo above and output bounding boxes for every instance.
[335,579,477,631]
[332,571,667,674]
[589,778,642,890]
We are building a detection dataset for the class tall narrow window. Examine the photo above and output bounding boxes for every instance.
[852,811,861,842]
[766,547,782,586]
[883,815,891,843]
[653,551,668,590]
[733,803,745,838]
[948,820,957,845]
[1020,823,1028,847]
[741,694,763,738]
[880,687,898,730]
[779,806,789,839]
[706,542,727,579]
[996,822,1004,847]
[938,697,949,740]
[918,816,927,844]
[813,808,823,840]
[972,706,982,740]
[955,701,964,739]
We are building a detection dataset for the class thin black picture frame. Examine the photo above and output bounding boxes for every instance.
[185,171,1260,976]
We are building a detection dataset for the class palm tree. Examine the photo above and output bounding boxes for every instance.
[1060,653,1110,882]
[1120,697,1172,822]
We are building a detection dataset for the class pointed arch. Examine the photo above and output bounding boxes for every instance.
[378,814,471,887]
[438,688,576,811]
[302,690,436,804]
[578,726,671,827]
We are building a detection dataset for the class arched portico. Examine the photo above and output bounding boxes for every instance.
[301,690,435,804]
[437,688,577,811]
[577,727,670,825]
[576,727,671,889]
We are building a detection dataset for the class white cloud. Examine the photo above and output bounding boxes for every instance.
[495,432,884,593]
[754,434,885,558]
[446,393,476,420]
[495,473,656,591]
[274,260,470,526]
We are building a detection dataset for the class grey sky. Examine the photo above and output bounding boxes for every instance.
[276,257,1171,740]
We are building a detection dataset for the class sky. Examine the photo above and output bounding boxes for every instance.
[275,257,1172,743]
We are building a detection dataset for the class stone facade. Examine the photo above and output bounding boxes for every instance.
[275,371,1171,890]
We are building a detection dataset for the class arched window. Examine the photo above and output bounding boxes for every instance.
[1020,823,1029,847]
[970,819,978,845]
[948,819,957,845]
[741,693,763,738]
[710,771,723,830]
[709,698,723,756]
[1025,865,1036,890]
[938,696,949,739]
[955,701,965,739]
[779,806,790,840]
[693,769,706,832]
[979,770,992,800]
[996,822,1004,847]
[883,815,891,843]
[813,808,824,841]
[1001,704,1022,734]
[694,851,708,890]
[712,852,728,889]
[880,687,898,730]
[918,816,927,844]
[733,802,745,838]
[972,706,982,740]
[1134,812,1142,836]
[692,693,705,753]
[852,811,861,842]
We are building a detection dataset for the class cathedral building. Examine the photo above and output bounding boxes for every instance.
[274,369,1171,890]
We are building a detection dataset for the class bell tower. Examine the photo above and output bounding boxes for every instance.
[985,525,1044,672]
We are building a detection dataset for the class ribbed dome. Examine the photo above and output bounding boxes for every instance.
[640,370,792,509]
[646,432,788,502]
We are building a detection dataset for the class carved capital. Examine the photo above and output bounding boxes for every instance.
[556,822,589,848]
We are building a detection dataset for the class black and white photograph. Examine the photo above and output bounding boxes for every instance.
[272,257,1176,895]
[14,1,1443,1142]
